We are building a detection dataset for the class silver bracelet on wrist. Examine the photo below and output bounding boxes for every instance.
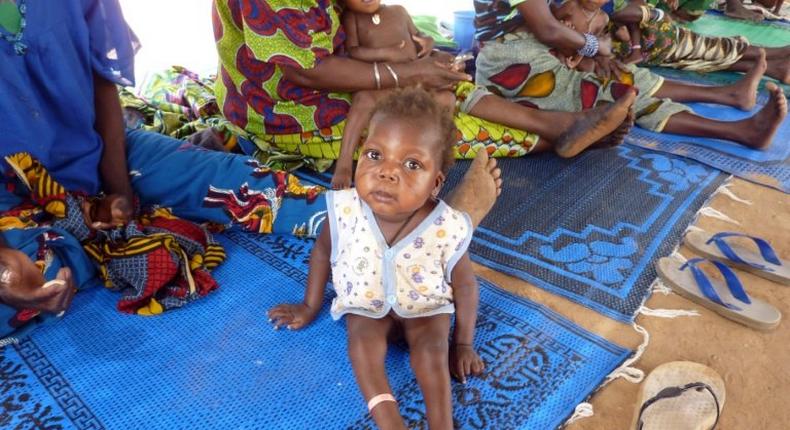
[383,63,399,89]
[373,62,382,90]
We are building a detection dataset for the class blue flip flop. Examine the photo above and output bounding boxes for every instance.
[685,231,790,286]
[657,256,781,330]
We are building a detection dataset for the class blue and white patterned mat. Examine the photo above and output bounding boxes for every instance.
[0,232,630,429]
[443,145,726,322]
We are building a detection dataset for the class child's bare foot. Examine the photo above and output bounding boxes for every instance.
[331,163,353,190]
[554,88,637,158]
[725,0,764,21]
[623,49,643,65]
[766,57,790,85]
[449,344,485,384]
[445,150,502,228]
[728,48,767,110]
[739,83,788,149]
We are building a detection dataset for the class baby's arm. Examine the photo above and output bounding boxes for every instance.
[448,253,485,383]
[342,10,411,63]
[268,224,331,330]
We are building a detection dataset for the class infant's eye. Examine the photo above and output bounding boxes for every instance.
[364,150,381,160]
[404,160,422,170]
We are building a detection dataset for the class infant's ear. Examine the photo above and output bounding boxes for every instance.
[432,172,446,198]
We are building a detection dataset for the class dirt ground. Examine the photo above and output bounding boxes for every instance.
[476,178,790,429]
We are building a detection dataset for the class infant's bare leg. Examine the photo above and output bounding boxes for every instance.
[346,314,406,430]
[402,314,453,430]
[334,90,383,189]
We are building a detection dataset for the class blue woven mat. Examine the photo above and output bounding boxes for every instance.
[0,232,630,429]
[625,90,790,193]
[442,145,726,322]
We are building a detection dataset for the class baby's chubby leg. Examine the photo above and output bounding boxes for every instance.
[346,314,407,430]
[402,314,453,430]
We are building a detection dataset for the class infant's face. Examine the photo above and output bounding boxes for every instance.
[343,0,382,14]
[354,115,444,222]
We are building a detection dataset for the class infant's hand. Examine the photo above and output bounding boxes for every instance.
[268,303,317,330]
[449,344,485,384]
[83,194,133,229]
[412,34,435,58]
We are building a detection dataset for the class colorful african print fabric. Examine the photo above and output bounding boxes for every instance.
[611,16,747,71]
[1,152,226,316]
[475,32,690,132]
[122,68,540,166]
[212,0,351,136]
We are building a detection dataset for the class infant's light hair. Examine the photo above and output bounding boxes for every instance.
[370,88,457,174]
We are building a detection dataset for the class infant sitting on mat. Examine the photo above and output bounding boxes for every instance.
[269,88,502,429]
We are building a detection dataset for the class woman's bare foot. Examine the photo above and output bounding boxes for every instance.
[725,0,764,21]
[739,83,788,149]
[445,150,502,228]
[594,106,636,149]
[727,49,767,110]
[554,88,637,158]
[766,57,790,85]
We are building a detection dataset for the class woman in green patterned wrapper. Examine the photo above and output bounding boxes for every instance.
[610,0,790,83]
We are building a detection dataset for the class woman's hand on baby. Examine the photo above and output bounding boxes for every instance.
[449,344,485,384]
[268,303,318,330]
[412,34,434,58]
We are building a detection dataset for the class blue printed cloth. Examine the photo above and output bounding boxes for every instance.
[0,232,630,429]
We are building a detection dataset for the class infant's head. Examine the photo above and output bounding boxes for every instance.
[353,88,456,218]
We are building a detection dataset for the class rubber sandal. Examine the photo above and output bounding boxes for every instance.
[631,361,725,430]
[685,231,790,286]
[656,256,781,330]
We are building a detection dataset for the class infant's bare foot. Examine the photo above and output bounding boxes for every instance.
[331,165,353,190]
[449,344,485,384]
[728,48,766,110]
[555,88,637,158]
[740,83,787,149]
[446,150,502,228]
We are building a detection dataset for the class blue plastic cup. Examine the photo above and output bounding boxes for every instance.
[453,10,476,52]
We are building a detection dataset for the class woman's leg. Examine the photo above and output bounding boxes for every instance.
[402,314,453,430]
[465,90,637,157]
[662,83,787,148]
[346,314,406,430]
[654,49,767,110]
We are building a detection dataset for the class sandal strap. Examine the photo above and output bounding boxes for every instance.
[636,382,721,430]
[680,258,751,309]
[707,232,781,270]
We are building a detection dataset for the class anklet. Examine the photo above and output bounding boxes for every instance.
[367,393,397,411]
